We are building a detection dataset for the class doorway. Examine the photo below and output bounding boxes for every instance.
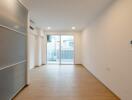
[47,35,74,64]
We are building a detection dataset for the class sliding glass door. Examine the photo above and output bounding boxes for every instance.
[61,35,74,64]
[47,35,74,64]
[47,35,60,64]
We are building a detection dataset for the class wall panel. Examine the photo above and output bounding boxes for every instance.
[0,27,26,69]
[0,62,26,100]
[0,0,28,99]
[0,0,28,33]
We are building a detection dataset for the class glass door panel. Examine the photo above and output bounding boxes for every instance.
[47,35,60,64]
[47,35,74,64]
[61,35,74,64]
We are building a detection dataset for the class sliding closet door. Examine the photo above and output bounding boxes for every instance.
[0,0,28,99]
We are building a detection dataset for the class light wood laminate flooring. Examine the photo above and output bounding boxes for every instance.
[14,65,119,100]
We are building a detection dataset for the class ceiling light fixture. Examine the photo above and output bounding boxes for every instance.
[47,27,51,30]
[72,26,76,30]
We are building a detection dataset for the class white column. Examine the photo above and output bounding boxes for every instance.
[28,28,47,68]
[41,31,47,65]
[35,28,42,66]
[74,32,82,64]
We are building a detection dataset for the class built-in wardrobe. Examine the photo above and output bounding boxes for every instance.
[0,0,28,99]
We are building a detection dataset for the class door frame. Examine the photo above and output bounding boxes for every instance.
[46,34,75,65]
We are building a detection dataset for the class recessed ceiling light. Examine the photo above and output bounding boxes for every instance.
[72,26,76,30]
[47,27,51,30]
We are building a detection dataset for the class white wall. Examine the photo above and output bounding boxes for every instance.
[28,29,37,69]
[81,0,132,100]
[28,28,46,69]
[74,32,82,64]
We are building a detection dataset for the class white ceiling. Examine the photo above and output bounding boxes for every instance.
[21,0,113,31]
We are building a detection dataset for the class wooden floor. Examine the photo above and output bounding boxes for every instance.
[14,65,119,100]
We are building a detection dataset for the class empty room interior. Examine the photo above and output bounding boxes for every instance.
[0,0,132,100]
